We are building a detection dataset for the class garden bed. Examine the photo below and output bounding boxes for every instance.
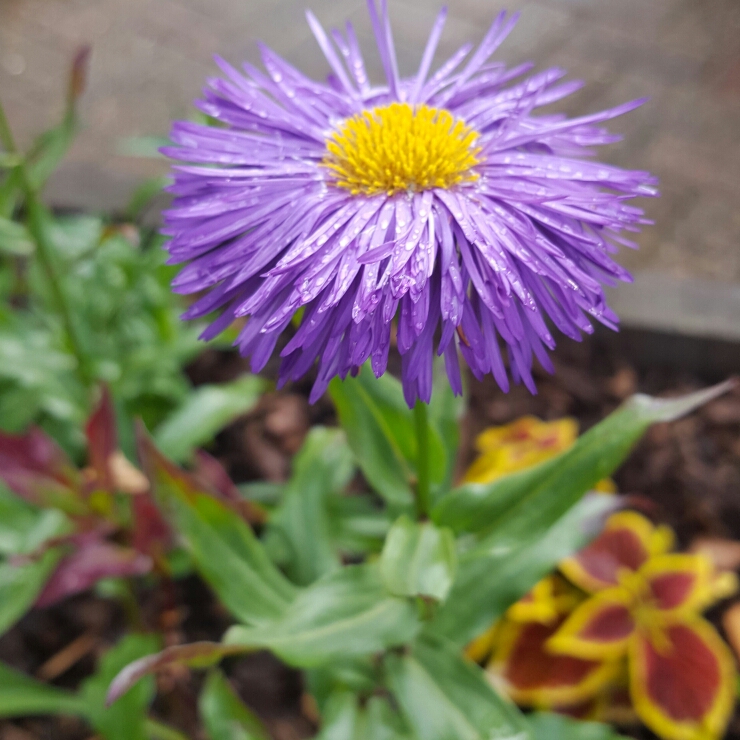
[2,326,739,740]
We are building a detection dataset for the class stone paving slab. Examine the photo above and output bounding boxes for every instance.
[1,0,740,337]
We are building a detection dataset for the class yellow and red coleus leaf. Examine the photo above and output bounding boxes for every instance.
[560,511,674,594]
[507,574,583,625]
[548,587,636,661]
[490,616,619,708]
[629,618,736,740]
[465,622,499,664]
[464,417,578,484]
[640,553,730,617]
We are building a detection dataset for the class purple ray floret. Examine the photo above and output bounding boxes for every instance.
[162,0,658,406]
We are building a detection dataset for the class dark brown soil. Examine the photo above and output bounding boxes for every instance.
[2,330,740,740]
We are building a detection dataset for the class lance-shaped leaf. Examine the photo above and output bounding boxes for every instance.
[629,619,736,740]
[85,386,118,492]
[138,426,296,625]
[200,669,270,740]
[380,516,457,602]
[385,634,529,740]
[0,661,86,717]
[316,691,412,740]
[35,539,152,608]
[429,494,618,647]
[433,381,735,535]
[329,372,414,509]
[0,426,83,512]
[305,658,378,717]
[82,633,160,740]
[329,365,459,509]
[153,375,266,463]
[107,642,247,707]
[224,564,421,668]
[0,485,67,556]
[193,450,264,525]
[0,547,64,635]
[266,427,354,586]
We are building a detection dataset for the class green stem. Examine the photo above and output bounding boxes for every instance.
[414,400,431,519]
[144,718,191,740]
[0,97,91,386]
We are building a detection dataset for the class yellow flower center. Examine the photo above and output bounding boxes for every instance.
[322,103,482,196]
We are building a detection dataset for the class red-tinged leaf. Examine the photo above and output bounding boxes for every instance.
[85,387,118,493]
[35,540,152,607]
[561,511,672,594]
[630,619,736,740]
[193,451,265,525]
[106,642,248,707]
[0,428,82,509]
[490,616,619,708]
[131,493,172,558]
[548,588,636,662]
[136,422,200,505]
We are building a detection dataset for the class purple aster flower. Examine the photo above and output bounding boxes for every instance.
[162,0,657,406]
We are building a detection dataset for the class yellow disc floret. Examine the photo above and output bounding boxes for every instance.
[323,102,482,196]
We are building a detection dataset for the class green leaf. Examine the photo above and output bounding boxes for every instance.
[428,494,617,647]
[0,153,22,169]
[329,494,390,555]
[0,547,64,636]
[238,481,284,507]
[154,375,266,462]
[266,427,354,586]
[385,635,528,740]
[427,366,464,497]
[433,382,734,537]
[46,214,103,260]
[380,516,457,602]
[139,428,296,625]
[26,120,76,190]
[0,485,68,555]
[329,371,413,509]
[330,366,458,510]
[200,669,270,740]
[305,658,378,716]
[224,564,421,668]
[316,691,411,740]
[0,216,34,256]
[81,633,160,740]
[528,713,628,740]
[0,661,86,717]
[117,136,171,158]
